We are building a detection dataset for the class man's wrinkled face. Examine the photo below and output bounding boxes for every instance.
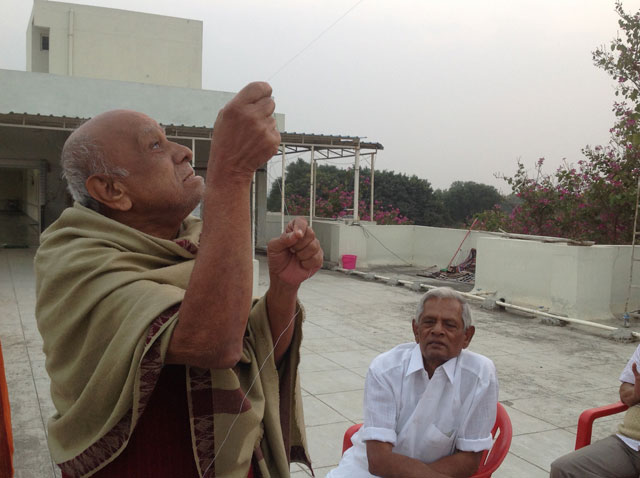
[412,297,474,375]
[104,111,205,217]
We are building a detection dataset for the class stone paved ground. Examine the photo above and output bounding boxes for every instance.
[2,246,638,478]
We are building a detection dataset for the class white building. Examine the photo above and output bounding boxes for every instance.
[0,0,282,239]
[27,0,203,88]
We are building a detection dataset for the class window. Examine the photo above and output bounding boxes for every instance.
[41,35,49,51]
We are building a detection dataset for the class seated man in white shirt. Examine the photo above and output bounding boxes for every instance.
[549,343,640,477]
[327,286,498,478]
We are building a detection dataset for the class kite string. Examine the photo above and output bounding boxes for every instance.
[200,161,310,476]
[267,0,367,81]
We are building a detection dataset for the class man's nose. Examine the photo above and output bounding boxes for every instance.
[431,320,444,334]
[173,142,193,164]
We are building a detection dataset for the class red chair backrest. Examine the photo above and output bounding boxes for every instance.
[473,402,512,478]
[342,403,512,478]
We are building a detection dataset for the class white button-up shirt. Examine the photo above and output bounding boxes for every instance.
[617,344,640,451]
[327,343,498,478]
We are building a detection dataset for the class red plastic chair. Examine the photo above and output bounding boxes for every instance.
[574,401,628,450]
[342,402,512,478]
[0,340,14,478]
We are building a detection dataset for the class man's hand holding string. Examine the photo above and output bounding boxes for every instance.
[266,217,323,364]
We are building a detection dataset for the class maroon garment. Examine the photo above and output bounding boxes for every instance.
[60,364,256,478]
[62,365,199,478]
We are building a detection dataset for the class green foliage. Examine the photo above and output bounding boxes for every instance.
[268,159,445,225]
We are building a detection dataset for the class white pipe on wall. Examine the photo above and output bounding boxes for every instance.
[335,267,640,338]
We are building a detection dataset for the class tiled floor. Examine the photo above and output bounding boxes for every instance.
[2,246,639,478]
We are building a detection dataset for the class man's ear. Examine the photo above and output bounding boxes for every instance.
[85,174,132,211]
[412,319,419,343]
[462,325,475,349]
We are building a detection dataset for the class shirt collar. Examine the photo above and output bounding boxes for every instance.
[406,343,460,383]
[441,354,459,383]
[406,343,424,376]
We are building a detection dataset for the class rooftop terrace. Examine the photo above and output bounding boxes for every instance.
[2,246,639,478]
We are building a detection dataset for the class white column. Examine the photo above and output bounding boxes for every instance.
[370,152,375,221]
[281,145,286,233]
[309,146,315,227]
[353,146,361,223]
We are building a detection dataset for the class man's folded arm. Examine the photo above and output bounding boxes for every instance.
[365,440,481,478]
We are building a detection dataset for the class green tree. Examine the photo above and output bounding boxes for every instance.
[268,160,447,225]
[440,181,503,226]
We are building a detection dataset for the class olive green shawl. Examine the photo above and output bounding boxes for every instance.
[35,203,311,477]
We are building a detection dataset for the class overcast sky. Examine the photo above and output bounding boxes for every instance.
[2,0,640,192]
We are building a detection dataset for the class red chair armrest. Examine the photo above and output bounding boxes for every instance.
[342,423,364,454]
[575,402,628,450]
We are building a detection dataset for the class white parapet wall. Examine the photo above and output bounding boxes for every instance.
[265,213,639,321]
[474,237,640,321]
[265,213,492,268]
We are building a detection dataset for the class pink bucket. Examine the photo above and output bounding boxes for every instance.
[341,254,357,270]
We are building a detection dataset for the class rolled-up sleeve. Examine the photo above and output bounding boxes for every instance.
[360,364,398,445]
[455,365,499,452]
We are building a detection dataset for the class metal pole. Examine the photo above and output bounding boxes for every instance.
[353,144,361,223]
[625,176,640,316]
[191,138,195,165]
[309,146,315,227]
[68,10,74,75]
[281,145,286,233]
[370,152,375,222]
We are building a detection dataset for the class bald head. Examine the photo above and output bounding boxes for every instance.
[61,110,137,211]
[62,109,201,235]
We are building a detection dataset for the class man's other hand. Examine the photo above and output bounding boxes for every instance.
[267,217,323,288]
[620,362,640,407]
[209,81,281,181]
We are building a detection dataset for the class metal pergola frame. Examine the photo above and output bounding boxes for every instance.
[0,114,385,239]
[278,132,384,231]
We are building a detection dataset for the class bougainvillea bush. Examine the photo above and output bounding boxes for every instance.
[476,2,640,244]
[285,180,412,225]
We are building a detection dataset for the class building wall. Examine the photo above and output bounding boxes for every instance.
[28,0,202,88]
[0,69,284,132]
[27,24,50,73]
[473,237,635,320]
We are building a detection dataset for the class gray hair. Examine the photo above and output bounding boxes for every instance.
[414,286,473,330]
[61,133,128,211]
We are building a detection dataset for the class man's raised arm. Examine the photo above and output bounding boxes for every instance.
[167,82,281,370]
